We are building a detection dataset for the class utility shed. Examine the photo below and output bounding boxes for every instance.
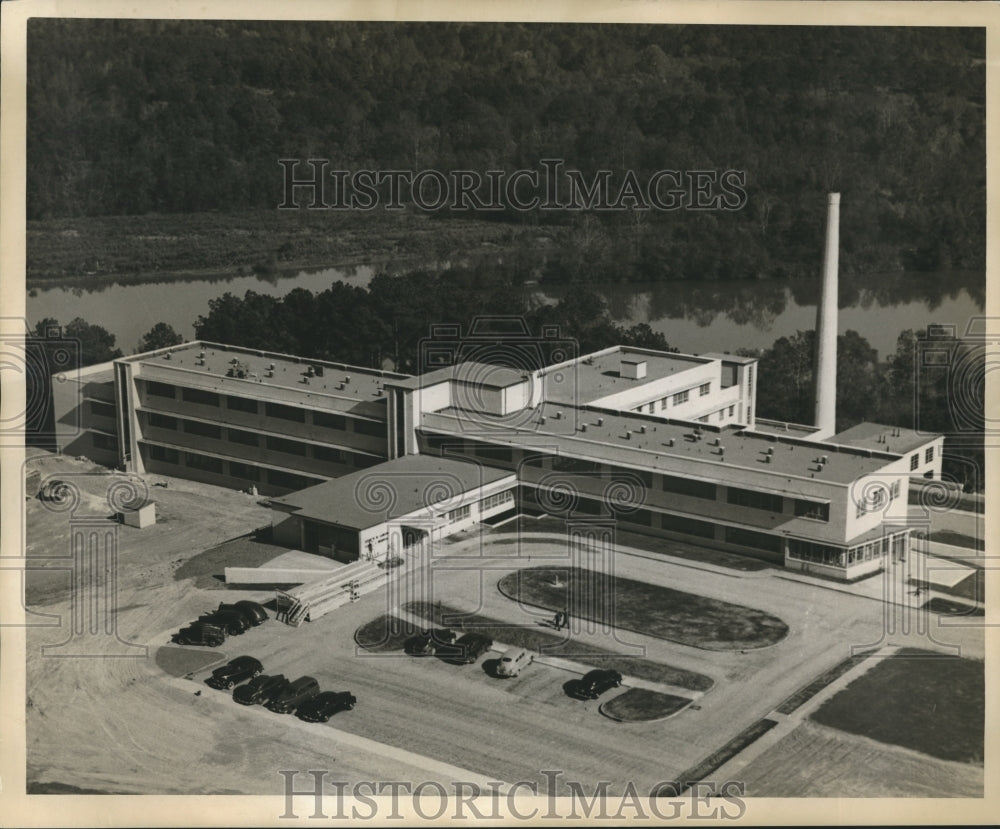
[119,501,156,529]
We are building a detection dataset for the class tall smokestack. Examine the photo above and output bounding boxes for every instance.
[813,192,839,439]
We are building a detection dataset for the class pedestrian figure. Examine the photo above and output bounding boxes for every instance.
[553,611,562,630]
[562,610,570,630]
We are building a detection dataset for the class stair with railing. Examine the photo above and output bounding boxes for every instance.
[275,559,387,625]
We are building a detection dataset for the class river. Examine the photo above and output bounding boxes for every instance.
[26,267,984,361]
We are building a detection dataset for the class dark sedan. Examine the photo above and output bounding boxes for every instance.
[296,691,357,723]
[439,633,493,664]
[234,674,289,705]
[207,655,263,689]
[404,628,457,656]
[570,669,623,700]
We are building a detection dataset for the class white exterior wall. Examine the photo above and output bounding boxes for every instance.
[502,380,533,414]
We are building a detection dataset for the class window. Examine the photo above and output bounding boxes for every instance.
[265,402,305,422]
[91,432,116,451]
[149,444,179,464]
[353,418,386,437]
[266,435,307,455]
[148,413,177,430]
[553,456,601,474]
[474,443,513,464]
[447,504,471,523]
[697,416,708,423]
[352,453,381,468]
[728,405,735,416]
[910,453,919,471]
[183,420,222,439]
[661,513,715,538]
[727,487,782,513]
[146,381,175,399]
[891,480,901,500]
[648,402,655,414]
[226,395,258,414]
[523,453,549,468]
[480,490,514,511]
[672,390,689,405]
[182,387,219,407]
[662,474,716,500]
[659,397,668,410]
[624,508,652,526]
[718,410,725,421]
[313,411,346,430]
[787,539,844,566]
[699,382,710,396]
[724,526,782,553]
[228,428,258,446]
[267,469,318,490]
[228,461,260,481]
[90,400,116,418]
[313,445,346,464]
[794,499,830,522]
[925,447,934,464]
[184,452,223,474]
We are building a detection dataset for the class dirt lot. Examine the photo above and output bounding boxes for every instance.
[18,453,986,798]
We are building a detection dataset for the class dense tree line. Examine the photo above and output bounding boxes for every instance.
[27,20,985,280]
[749,328,984,489]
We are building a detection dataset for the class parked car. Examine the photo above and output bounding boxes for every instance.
[199,609,249,636]
[265,676,321,714]
[495,647,533,678]
[234,674,289,706]
[207,656,263,689]
[405,628,457,656]
[175,622,226,647]
[296,691,357,723]
[571,669,623,700]
[234,600,269,625]
[441,633,494,664]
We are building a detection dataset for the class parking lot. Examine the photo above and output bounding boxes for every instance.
[23,455,986,796]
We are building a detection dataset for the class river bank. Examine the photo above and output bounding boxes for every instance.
[26,209,558,289]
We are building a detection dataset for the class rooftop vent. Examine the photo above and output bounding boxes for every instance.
[375,388,383,396]
[265,370,273,378]
[344,375,351,384]
[195,358,205,366]
[554,411,562,420]
[624,431,631,440]
[306,365,315,377]
[579,423,587,433]
[314,365,324,377]
[197,351,205,359]
[821,455,828,464]
[766,447,774,455]
[163,353,171,360]
[620,359,647,380]
[665,438,675,448]
[597,417,604,427]
[639,425,646,434]
[764,455,772,464]
[268,363,275,370]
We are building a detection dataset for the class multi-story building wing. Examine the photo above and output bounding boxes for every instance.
[53,342,407,495]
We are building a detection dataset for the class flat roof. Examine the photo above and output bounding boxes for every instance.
[541,346,715,405]
[386,361,530,391]
[827,421,939,456]
[420,402,902,487]
[270,454,515,530]
[124,341,409,404]
[699,352,758,365]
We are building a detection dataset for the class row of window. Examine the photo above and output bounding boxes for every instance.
[144,382,383,435]
[634,382,713,416]
[854,479,903,519]
[910,446,935,470]
[144,413,382,467]
[146,444,321,489]
[787,533,907,568]
[480,489,514,511]
[447,504,471,523]
[89,400,116,419]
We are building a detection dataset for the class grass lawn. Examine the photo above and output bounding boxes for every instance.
[173,531,290,589]
[810,648,984,764]
[923,597,984,617]
[776,650,876,715]
[654,718,779,796]
[154,646,225,677]
[498,566,788,650]
[600,688,690,722]
[356,605,714,692]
